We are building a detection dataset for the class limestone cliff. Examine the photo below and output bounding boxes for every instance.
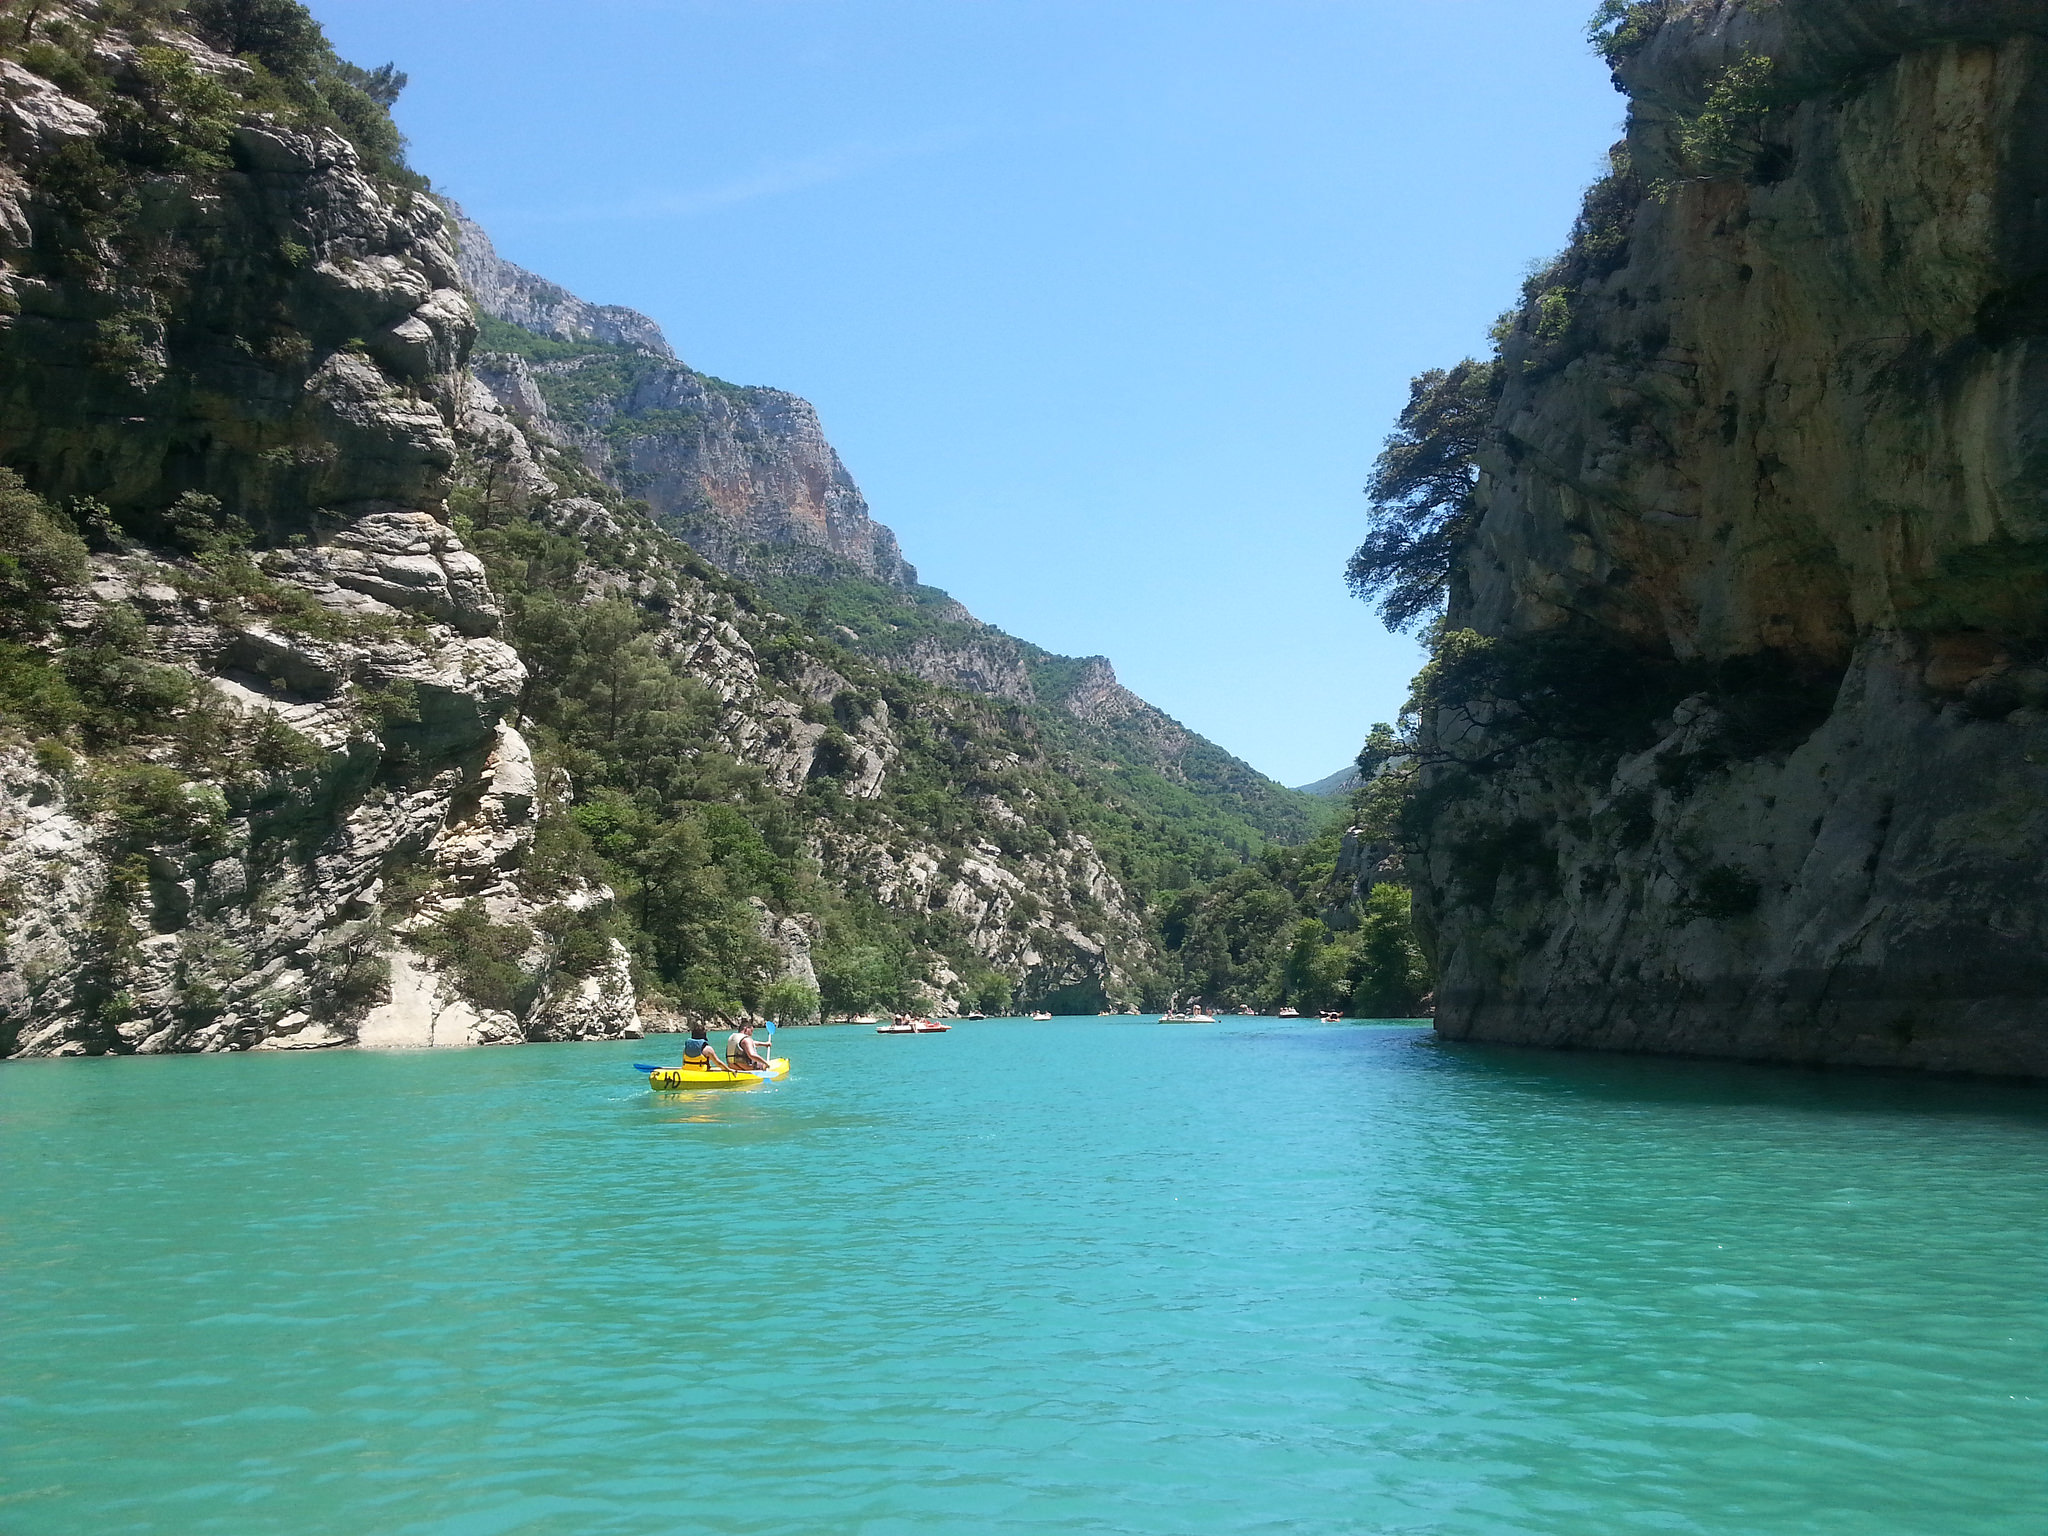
[446,203,671,357]
[0,3,638,1054]
[0,2,1311,1054]
[1414,0,2048,1075]
[440,394,1167,1013]
[453,210,915,587]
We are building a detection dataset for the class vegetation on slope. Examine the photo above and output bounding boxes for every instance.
[450,434,1377,1018]
[473,312,1319,854]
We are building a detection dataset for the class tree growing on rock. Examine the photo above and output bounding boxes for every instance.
[1345,359,1497,632]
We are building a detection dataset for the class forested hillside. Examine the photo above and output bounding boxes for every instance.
[0,0,1422,1055]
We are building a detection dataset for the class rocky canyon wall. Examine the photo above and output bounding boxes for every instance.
[1416,0,2048,1076]
[0,6,640,1053]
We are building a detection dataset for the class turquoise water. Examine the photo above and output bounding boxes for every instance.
[3,1018,2045,1536]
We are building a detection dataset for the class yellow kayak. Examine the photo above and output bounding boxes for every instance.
[647,1058,790,1090]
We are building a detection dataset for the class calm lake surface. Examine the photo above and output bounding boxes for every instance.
[3,1017,2045,1535]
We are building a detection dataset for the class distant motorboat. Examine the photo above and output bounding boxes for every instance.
[1029,1010,1053,1021]
[1160,1011,1216,1024]
[965,1011,987,1020]
[1277,1007,1300,1019]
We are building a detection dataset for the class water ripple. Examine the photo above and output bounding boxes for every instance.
[3,1021,2045,1534]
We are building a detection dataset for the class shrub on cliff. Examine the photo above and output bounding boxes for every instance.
[1587,0,1675,66]
[1346,360,1498,632]
[414,900,540,1017]
[180,0,418,185]
[1676,53,1781,179]
[0,470,88,640]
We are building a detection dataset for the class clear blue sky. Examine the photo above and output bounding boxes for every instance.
[311,0,1622,787]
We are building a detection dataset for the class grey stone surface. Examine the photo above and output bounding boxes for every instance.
[1417,0,2048,1076]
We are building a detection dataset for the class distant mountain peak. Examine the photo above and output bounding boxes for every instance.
[1294,766,1361,798]
[443,207,1311,835]
[442,199,675,359]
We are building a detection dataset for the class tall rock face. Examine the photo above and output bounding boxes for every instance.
[0,3,1314,1056]
[1417,0,2048,1075]
[452,210,915,587]
[0,7,639,1055]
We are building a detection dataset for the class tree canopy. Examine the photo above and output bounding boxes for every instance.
[1345,358,1497,633]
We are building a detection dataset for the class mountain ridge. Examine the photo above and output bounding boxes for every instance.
[448,223,1315,848]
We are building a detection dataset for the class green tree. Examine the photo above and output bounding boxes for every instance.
[1349,886,1431,1017]
[1346,359,1497,632]
[759,978,820,1025]
[968,971,1014,1015]
[817,943,908,1018]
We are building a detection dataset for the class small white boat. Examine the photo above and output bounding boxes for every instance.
[1277,1007,1300,1018]
[877,1018,950,1034]
[1029,1010,1053,1021]
[1160,1011,1216,1024]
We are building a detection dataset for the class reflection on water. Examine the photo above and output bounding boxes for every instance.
[2,1016,2043,1536]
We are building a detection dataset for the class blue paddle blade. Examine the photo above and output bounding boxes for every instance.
[632,1063,663,1073]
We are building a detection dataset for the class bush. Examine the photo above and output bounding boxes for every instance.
[189,0,329,76]
[0,470,89,638]
[61,607,195,750]
[1677,53,1780,178]
[414,899,538,1015]
[88,764,227,849]
[1587,1,1673,66]
[0,643,82,736]
[759,978,820,1025]
[536,902,616,980]
[519,807,607,899]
